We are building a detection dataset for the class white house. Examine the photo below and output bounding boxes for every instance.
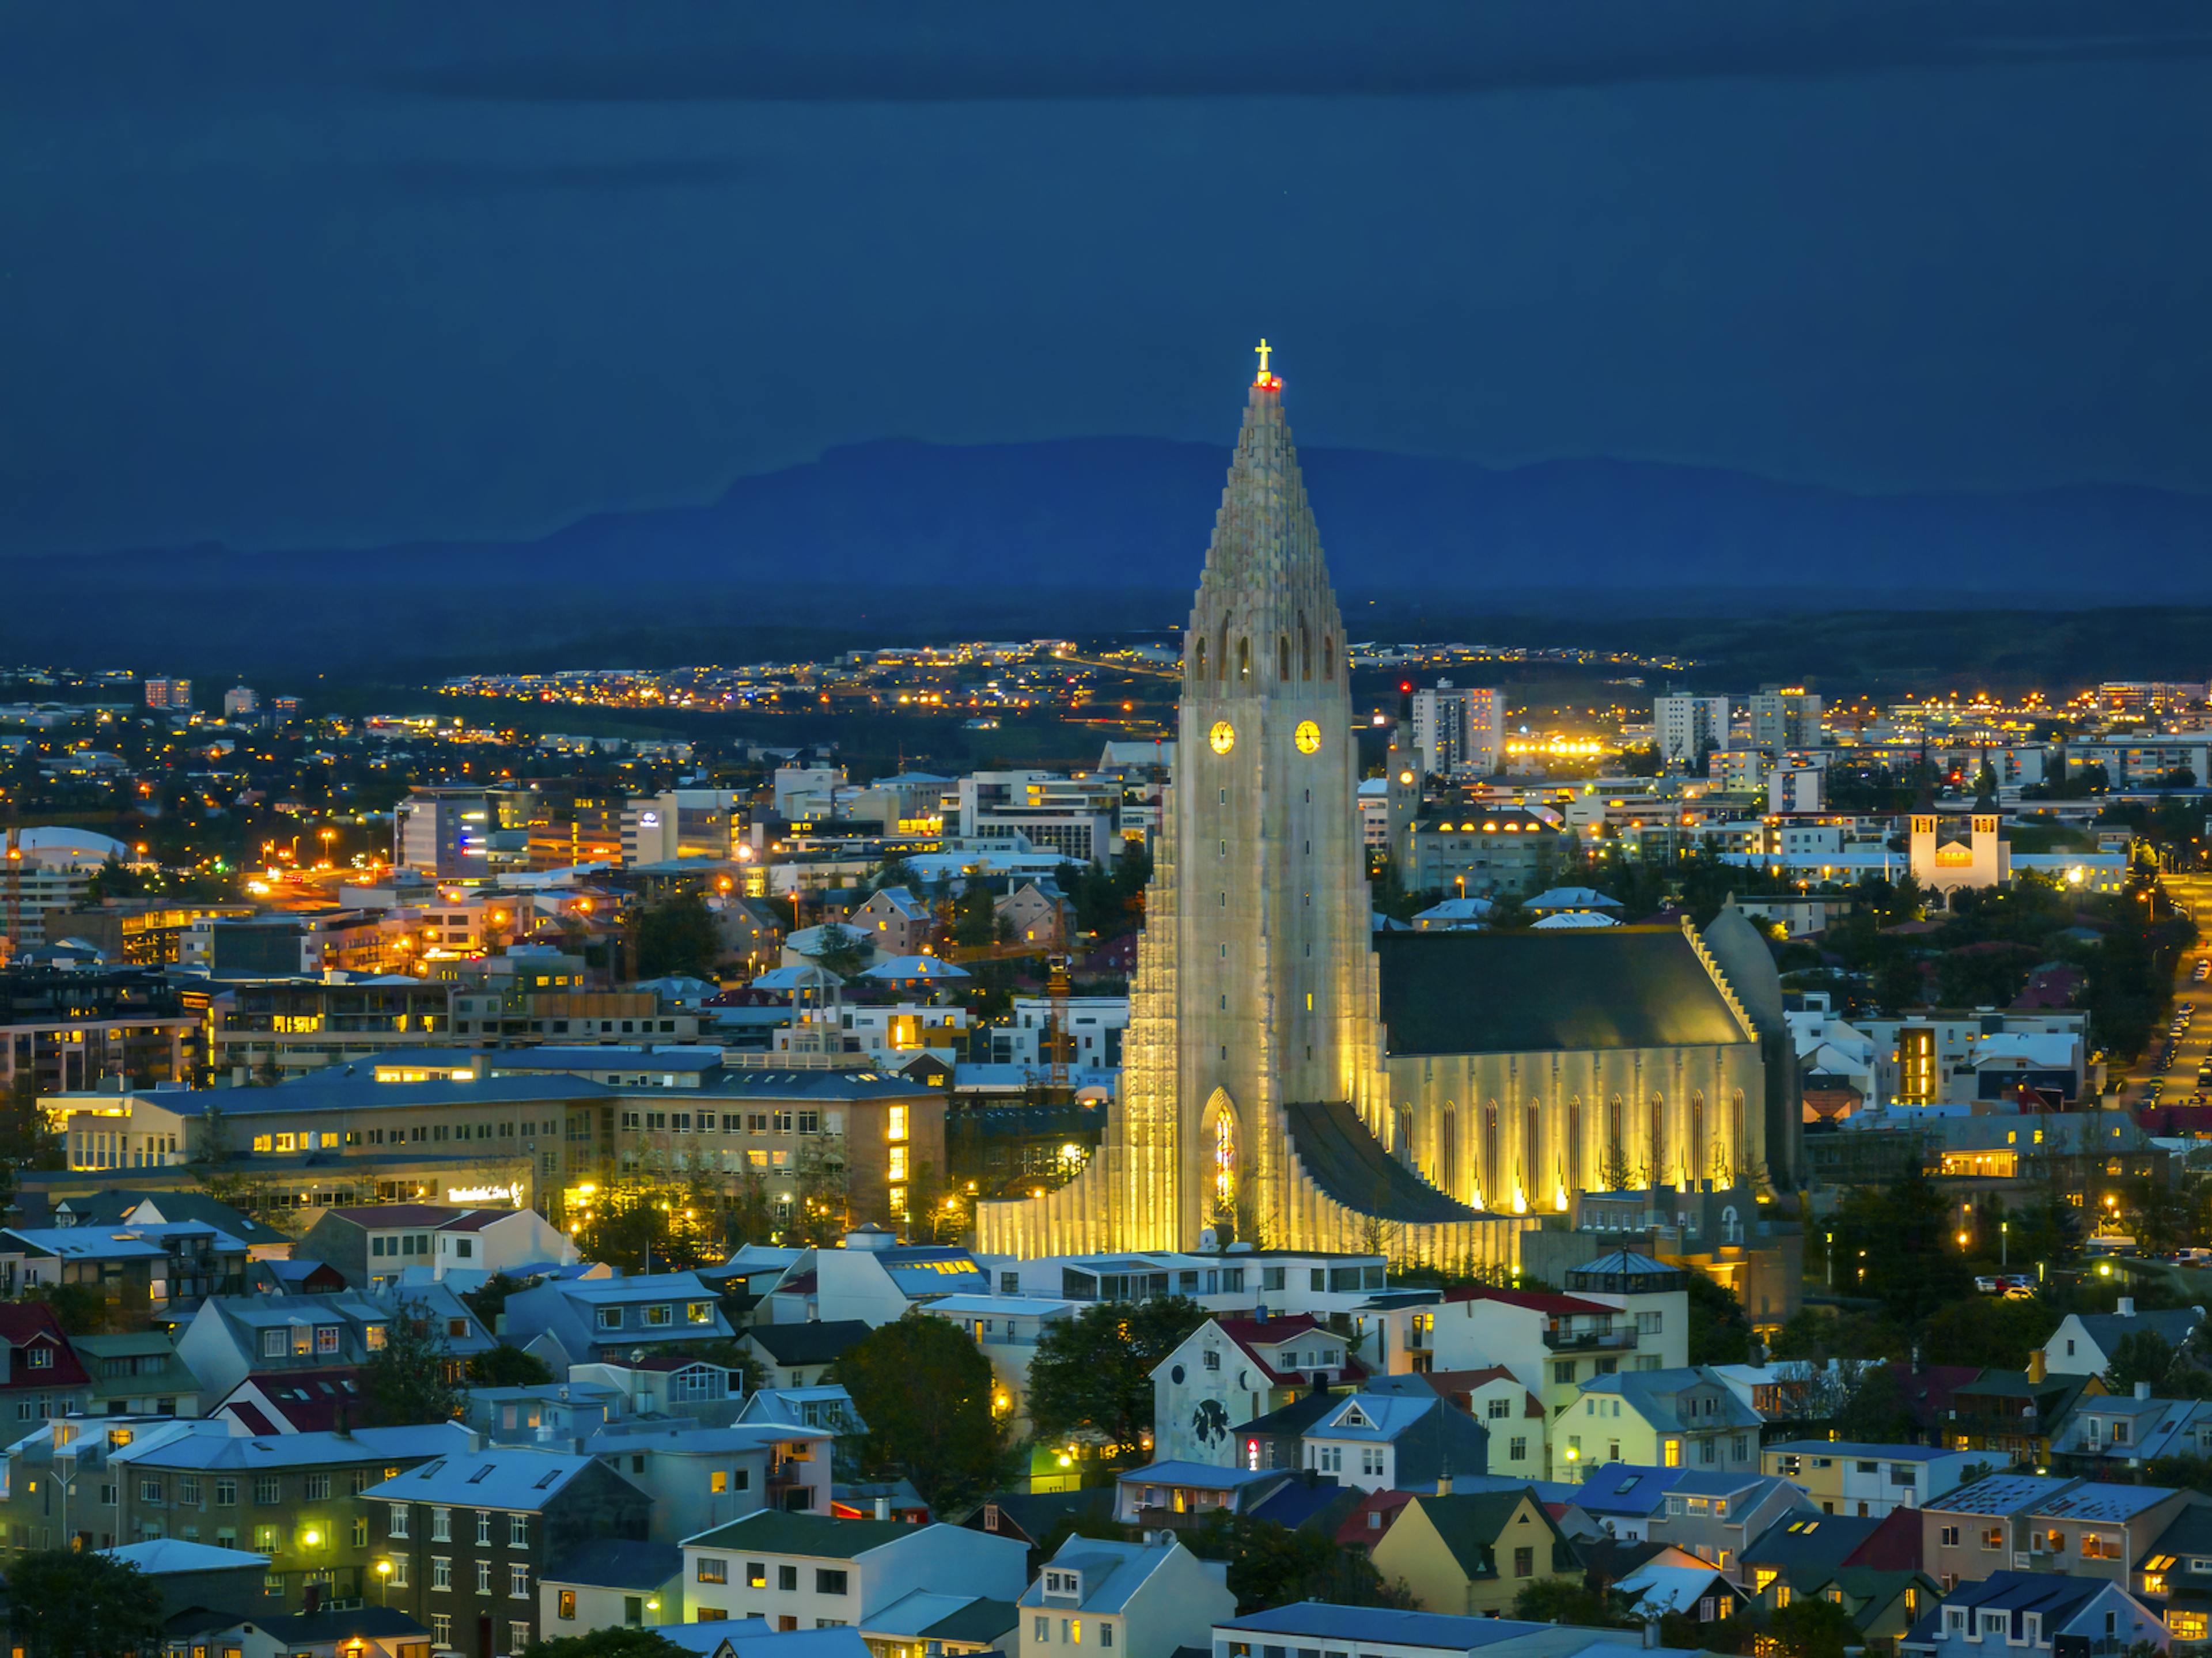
[679,1512,1024,1629]
[1152,1316,1357,1464]
[1019,1535,1233,1658]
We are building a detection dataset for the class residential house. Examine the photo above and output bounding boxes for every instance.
[1152,1316,1359,1464]
[589,1420,834,1540]
[736,1386,868,1443]
[740,1322,874,1391]
[2137,1503,2212,1644]
[1946,1366,2101,1466]
[253,1257,351,1297]
[1018,1534,1234,1658]
[1650,1472,1818,1583]
[1760,1441,1982,1517]
[570,1354,744,1423]
[1899,1570,2168,1658]
[217,1369,374,1435]
[1561,1464,1691,1545]
[755,1235,991,1328]
[679,1511,1025,1630]
[912,1294,1074,1430]
[1740,1512,1892,1603]
[1419,1369,1547,1480]
[1552,1368,1763,1483]
[366,1445,653,1657]
[537,1538,684,1641]
[503,1273,737,1371]
[51,1188,293,1261]
[1922,1475,2195,1593]
[467,1383,620,1448]
[297,1203,576,1290]
[851,889,935,957]
[1747,1565,1941,1645]
[102,1535,270,1619]
[1298,1391,1490,1494]
[1354,1286,1629,1396]
[1370,1489,1583,1616]
[173,1604,438,1658]
[859,1591,1018,1658]
[173,1293,393,1404]
[994,881,1073,949]
[2,1222,249,1320]
[957,1488,1117,1577]
[0,1303,94,1425]
[0,1416,468,1602]
[1111,1463,1296,1529]
[1615,1546,1752,1626]
[2043,1301,2204,1381]
[75,1331,203,1417]
[2052,1388,2212,1476]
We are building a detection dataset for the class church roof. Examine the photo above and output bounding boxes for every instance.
[1284,1101,1482,1224]
[1373,929,1751,1055]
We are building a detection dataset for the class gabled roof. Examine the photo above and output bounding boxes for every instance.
[1309,1392,1438,1443]
[1443,1285,1619,1317]
[1400,1490,1567,1584]
[1568,1463,1689,1517]
[102,1538,270,1574]
[0,1303,90,1387]
[1420,1368,1545,1419]
[1020,1536,1179,1615]
[1744,1513,1882,1572]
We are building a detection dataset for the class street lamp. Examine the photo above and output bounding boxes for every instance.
[2001,1220,2009,1268]
[375,1559,392,1604]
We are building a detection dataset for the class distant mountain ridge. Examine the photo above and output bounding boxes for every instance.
[8,437,2210,673]
[44,434,2212,596]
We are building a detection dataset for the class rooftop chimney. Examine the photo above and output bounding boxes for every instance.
[2136,1381,2153,1400]
[874,1496,891,1521]
[2028,1349,2047,1384]
[1642,1619,1661,1648]
[2118,1297,2136,1318]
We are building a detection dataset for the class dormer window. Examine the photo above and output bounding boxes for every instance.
[597,1307,623,1330]
[26,1347,52,1371]
[1043,1570,1082,1599]
[1340,1406,1370,1429]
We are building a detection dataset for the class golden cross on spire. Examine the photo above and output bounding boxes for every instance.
[1255,338,1272,378]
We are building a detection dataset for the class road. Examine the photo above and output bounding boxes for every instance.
[2133,874,2212,1108]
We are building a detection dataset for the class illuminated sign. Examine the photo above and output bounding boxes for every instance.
[446,1183,520,1205]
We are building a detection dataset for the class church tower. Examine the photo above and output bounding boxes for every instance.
[977,347,1535,1270]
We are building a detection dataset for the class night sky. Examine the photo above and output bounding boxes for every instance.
[5,3,2210,561]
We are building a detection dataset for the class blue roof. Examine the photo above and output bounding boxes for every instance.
[1116,1460,1283,1489]
[1569,1463,1690,1515]
[1765,1440,1966,1462]
[1221,1604,1552,1651]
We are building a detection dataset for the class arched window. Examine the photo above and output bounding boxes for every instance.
[1237,637,1251,682]
[1440,1106,1458,1194]
[1567,1096,1584,1193]
[1192,637,1207,680]
[1322,635,1334,680]
[1204,1089,1237,1212]
[1605,1095,1625,1190]
[1649,1094,1666,1187]
[1482,1103,1499,1205]
[1722,1205,1742,1246]
[1300,615,1312,680]
[1278,635,1291,681]
[1732,1089,1747,1182]
[1215,619,1230,679]
[1690,1092,1706,1187]
[1524,1104,1541,1201]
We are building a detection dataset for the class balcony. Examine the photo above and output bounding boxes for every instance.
[1543,1324,1638,1352]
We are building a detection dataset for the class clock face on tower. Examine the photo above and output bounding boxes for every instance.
[1294,720,1321,754]
[1208,720,1236,755]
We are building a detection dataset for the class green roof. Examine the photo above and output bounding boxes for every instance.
[684,1509,917,1558]
[1402,1491,1533,1583]
[924,1600,1021,1643]
[1374,930,1749,1056]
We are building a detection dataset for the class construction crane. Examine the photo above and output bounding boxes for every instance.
[3,819,20,960]
[1046,951,1073,1095]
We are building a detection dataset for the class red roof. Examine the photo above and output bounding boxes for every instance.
[326,1204,468,1228]
[1441,1285,1617,1317]
[1213,1316,1366,1387]
[1335,1488,1416,1548]
[1421,1366,1544,1418]
[435,1209,514,1234]
[0,1304,90,1390]
[221,1368,369,1433]
[1844,1503,1925,1572]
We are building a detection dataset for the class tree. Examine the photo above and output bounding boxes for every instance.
[1766,1593,1862,1658]
[1687,1274,1753,1366]
[634,893,722,981]
[1187,1511,1419,1614]
[1922,1296,2060,1371]
[85,853,145,903]
[832,1313,1006,1512]
[1832,1164,1972,1328]
[467,1343,555,1387]
[520,1632,685,1658]
[2105,1329,2177,1395]
[6,1549,165,1658]
[460,1270,531,1331]
[1027,1296,1210,1452]
[810,922,869,980]
[23,1281,107,1337]
[1832,1365,1918,1443]
[1511,1578,1635,1627]
[367,1296,464,1425]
